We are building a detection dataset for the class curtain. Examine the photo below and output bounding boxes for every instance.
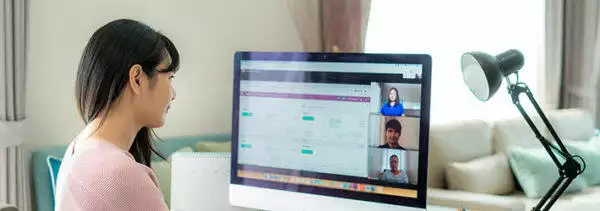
[321,0,371,53]
[288,0,372,53]
[559,0,600,127]
[544,0,563,110]
[0,0,29,211]
[287,0,322,52]
[1,0,27,121]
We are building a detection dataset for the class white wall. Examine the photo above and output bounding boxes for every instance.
[25,0,315,149]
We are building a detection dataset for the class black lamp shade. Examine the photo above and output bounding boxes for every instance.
[460,49,524,101]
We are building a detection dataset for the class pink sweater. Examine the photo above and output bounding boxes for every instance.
[55,139,169,211]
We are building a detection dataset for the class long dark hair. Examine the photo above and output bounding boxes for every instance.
[75,19,180,167]
[388,87,400,105]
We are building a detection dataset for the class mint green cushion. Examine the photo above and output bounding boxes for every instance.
[195,141,231,152]
[563,139,600,186]
[507,146,587,198]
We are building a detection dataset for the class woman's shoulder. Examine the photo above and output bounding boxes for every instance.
[56,142,167,210]
[80,145,136,164]
[65,143,150,180]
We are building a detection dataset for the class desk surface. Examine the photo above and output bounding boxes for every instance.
[170,152,245,211]
[170,152,464,211]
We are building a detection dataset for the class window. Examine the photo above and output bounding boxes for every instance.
[366,0,545,124]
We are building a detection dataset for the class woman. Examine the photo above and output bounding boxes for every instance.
[55,19,179,211]
[380,87,405,116]
[381,155,409,184]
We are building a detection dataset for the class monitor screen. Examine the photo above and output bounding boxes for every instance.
[231,52,431,209]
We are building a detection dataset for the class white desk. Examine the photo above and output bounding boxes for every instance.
[170,152,464,211]
[170,152,248,211]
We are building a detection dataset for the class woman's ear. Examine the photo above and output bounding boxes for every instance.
[128,64,143,95]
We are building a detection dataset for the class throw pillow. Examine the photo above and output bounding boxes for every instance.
[563,139,600,186]
[46,155,62,206]
[445,153,515,195]
[507,146,587,198]
[195,141,231,152]
[152,146,194,207]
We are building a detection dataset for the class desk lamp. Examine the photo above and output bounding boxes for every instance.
[460,49,585,211]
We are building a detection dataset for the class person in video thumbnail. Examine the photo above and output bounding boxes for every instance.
[382,155,409,184]
[378,119,405,149]
[380,87,405,116]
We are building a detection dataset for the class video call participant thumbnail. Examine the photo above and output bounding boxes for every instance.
[381,155,409,184]
[380,87,405,116]
[378,119,405,150]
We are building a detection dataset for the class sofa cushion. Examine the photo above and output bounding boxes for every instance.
[32,146,69,211]
[561,186,600,209]
[428,119,493,188]
[563,139,600,186]
[195,141,231,152]
[428,188,525,211]
[493,114,548,153]
[153,134,231,160]
[510,186,600,210]
[507,146,587,198]
[46,155,62,208]
[546,109,595,142]
[509,191,578,211]
[493,109,594,154]
[446,153,514,195]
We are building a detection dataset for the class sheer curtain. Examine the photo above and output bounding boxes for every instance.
[559,0,600,127]
[365,0,545,124]
[287,0,371,53]
[1,0,30,210]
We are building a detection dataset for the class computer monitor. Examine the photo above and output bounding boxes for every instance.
[230,52,431,211]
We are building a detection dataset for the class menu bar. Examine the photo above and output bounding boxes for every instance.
[241,60,422,75]
[238,170,418,198]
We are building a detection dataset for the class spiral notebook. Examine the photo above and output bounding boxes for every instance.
[170,152,252,211]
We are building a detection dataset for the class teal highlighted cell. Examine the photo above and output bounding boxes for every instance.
[242,112,253,117]
[302,116,315,121]
[301,149,314,154]
[241,144,252,149]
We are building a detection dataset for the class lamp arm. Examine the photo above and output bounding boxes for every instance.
[508,82,583,211]
[508,83,569,165]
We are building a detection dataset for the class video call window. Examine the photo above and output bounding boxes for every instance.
[364,81,422,186]
[237,60,425,194]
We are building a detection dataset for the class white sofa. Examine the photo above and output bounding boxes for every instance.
[426,109,600,210]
